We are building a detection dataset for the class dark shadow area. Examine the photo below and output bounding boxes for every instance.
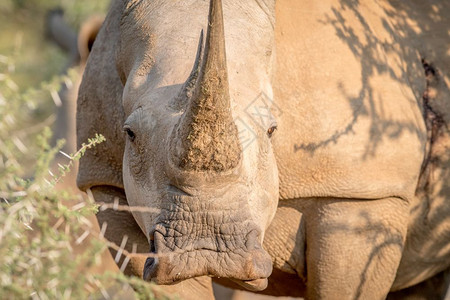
[387,267,450,300]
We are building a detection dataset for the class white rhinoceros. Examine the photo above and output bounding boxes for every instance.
[76,0,450,298]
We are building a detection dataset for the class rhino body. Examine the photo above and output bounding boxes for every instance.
[77,0,450,298]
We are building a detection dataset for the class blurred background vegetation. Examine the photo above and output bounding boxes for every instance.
[0,0,109,168]
[0,0,109,84]
[0,0,108,138]
[0,1,161,299]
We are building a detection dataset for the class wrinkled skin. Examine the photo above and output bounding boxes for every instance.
[79,0,278,293]
[77,0,450,299]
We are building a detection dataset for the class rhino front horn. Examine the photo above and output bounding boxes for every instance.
[174,0,242,173]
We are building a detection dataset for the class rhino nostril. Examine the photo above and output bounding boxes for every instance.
[150,242,156,253]
[143,231,158,281]
[143,257,156,281]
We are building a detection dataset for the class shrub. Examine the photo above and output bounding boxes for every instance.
[0,43,165,300]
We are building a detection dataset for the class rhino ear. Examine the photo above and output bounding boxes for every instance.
[45,9,78,56]
[77,1,125,191]
[78,15,104,63]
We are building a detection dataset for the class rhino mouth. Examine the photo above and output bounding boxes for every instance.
[142,192,273,291]
[143,224,272,291]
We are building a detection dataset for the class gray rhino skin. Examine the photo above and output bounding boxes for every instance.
[77,0,450,299]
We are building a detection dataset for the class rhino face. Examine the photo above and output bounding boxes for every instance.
[117,0,277,290]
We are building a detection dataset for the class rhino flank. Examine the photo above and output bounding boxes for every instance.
[77,0,450,299]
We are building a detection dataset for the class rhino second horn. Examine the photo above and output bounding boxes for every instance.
[175,0,241,173]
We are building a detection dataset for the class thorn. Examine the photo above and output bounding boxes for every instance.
[114,235,128,263]
[113,197,119,210]
[71,202,86,211]
[99,222,107,239]
[59,150,71,159]
[75,230,90,245]
[51,89,62,107]
[86,188,95,203]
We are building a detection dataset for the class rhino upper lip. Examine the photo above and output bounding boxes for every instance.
[143,255,270,292]
[144,227,272,288]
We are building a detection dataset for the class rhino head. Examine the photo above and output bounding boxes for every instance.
[117,0,277,291]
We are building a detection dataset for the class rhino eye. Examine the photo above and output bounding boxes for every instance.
[267,125,277,137]
[124,126,136,142]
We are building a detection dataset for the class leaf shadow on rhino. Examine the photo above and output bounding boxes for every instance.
[302,0,450,298]
[321,209,404,300]
[294,1,431,158]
